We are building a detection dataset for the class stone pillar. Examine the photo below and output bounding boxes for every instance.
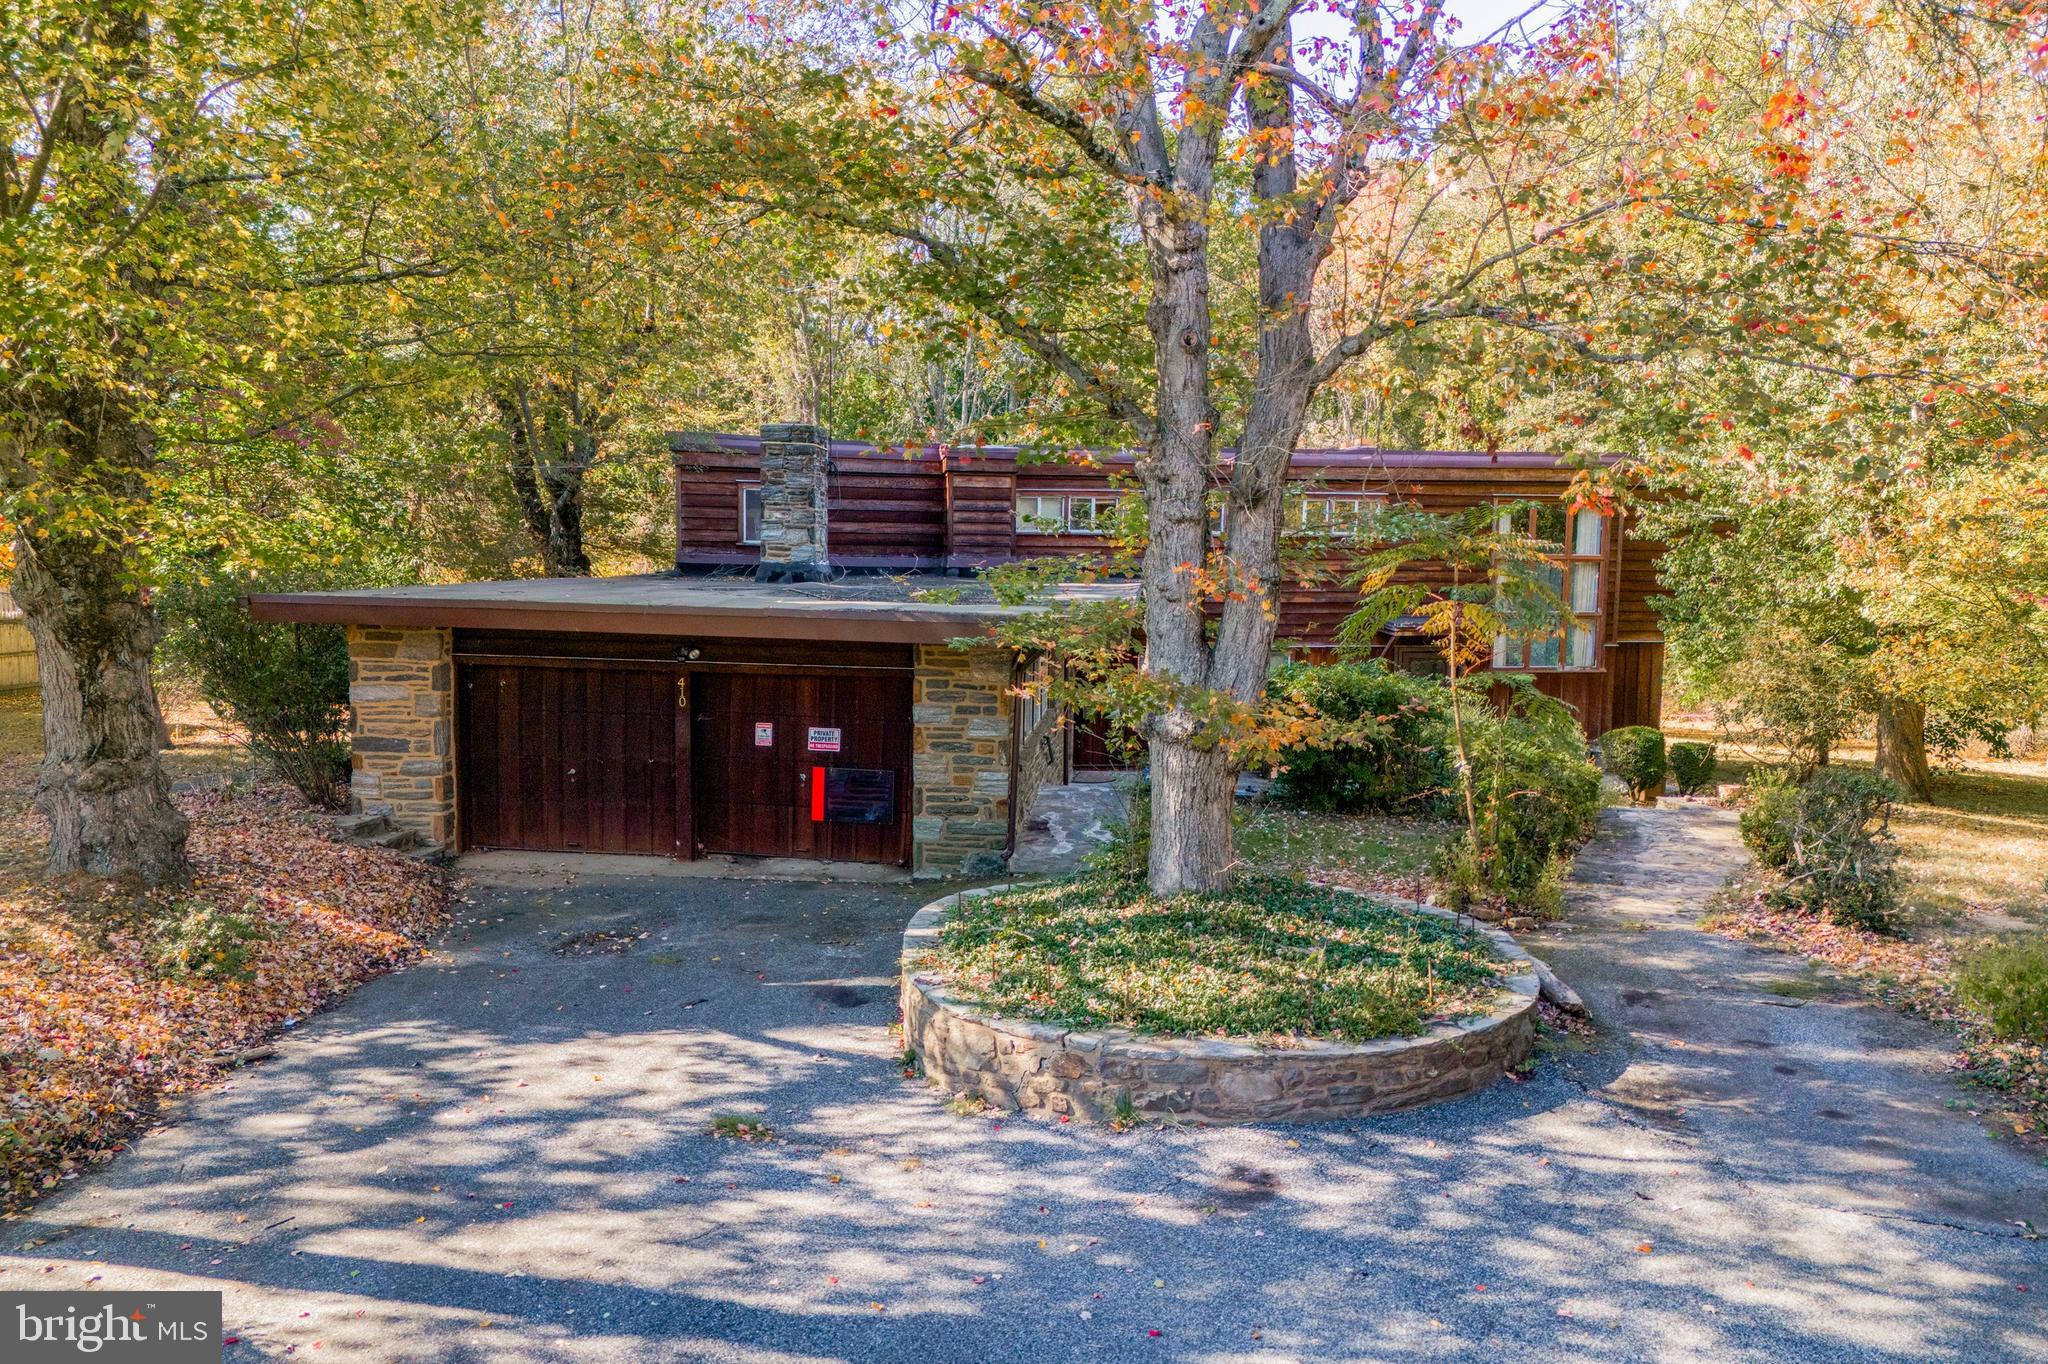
[911,644,1015,878]
[346,626,455,849]
[754,421,830,583]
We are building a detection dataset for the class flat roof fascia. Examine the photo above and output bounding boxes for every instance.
[244,592,1009,644]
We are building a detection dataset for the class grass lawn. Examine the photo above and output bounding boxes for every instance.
[920,873,1504,1042]
[1233,802,1453,902]
[0,689,449,1214]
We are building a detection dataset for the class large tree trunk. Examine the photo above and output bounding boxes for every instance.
[1133,35,1325,895]
[1874,697,1934,801]
[494,386,596,578]
[9,405,190,887]
[1136,221,1233,893]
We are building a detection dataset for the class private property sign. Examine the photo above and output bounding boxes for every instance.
[806,727,841,753]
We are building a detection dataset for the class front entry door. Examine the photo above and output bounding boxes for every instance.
[691,670,911,864]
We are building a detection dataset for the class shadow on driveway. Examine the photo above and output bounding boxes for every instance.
[4,842,2044,1362]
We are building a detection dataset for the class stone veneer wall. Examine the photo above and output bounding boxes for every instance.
[346,626,455,849]
[900,888,1541,1123]
[911,645,1015,879]
[755,421,829,580]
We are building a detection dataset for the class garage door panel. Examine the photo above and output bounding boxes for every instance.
[459,662,680,856]
[692,670,910,864]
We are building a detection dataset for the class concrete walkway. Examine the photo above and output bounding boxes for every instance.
[1531,804,2048,1235]
[1,808,2042,1362]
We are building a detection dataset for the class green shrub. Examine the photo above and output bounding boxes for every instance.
[1451,684,1602,906]
[1669,741,1717,795]
[148,899,266,982]
[1266,662,1449,814]
[1599,726,1668,803]
[1958,937,2048,1043]
[156,561,352,807]
[1739,768,1799,868]
[1773,768,1904,932]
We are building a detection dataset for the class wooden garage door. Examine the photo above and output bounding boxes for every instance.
[691,670,911,864]
[457,663,682,855]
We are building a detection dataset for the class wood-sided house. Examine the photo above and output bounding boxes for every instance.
[248,423,1664,877]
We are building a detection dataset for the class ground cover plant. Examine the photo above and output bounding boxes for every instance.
[0,693,448,1213]
[920,873,1503,1042]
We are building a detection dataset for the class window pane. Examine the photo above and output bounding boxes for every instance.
[1529,634,1561,668]
[1016,496,1061,531]
[1534,504,1567,544]
[741,488,763,543]
[1567,619,1596,668]
[1494,634,1512,668]
[1537,563,1564,597]
[1573,511,1604,556]
[1570,563,1600,614]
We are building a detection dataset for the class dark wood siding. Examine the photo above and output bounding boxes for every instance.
[1608,641,1665,731]
[457,662,682,855]
[691,669,912,864]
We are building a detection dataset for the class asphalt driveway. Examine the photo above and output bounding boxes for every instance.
[3,814,2045,1363]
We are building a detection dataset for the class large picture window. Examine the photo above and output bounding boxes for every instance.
[1493,503,1606,671]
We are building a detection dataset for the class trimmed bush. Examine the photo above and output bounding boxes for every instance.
[1600,726,1668,803]
[1958,937,2048,1043]
[1669,741,1717,795]
[1266,662,1449,814]
[1775,768,1905,932]
[157,562,352,807]
[1739,768,1798,868]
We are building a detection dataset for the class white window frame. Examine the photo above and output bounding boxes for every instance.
[1016,491,1122,536]
[1015,493,1066,533]
[1063,494,1119,535]
[1491,502,1606,672]
[1297,492,1372,528]
[739,484,764,545]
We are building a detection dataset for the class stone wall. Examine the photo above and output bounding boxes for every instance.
[346,626,455,849]
[911,645,1015,878]
[754,421,829,582]
[900,889,1540,1123]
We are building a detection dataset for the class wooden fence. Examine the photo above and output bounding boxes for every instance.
[0,590,38,691]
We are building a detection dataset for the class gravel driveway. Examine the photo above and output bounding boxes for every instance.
[4,811,2044,1362]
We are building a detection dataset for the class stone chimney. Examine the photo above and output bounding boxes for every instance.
[754,422,831,583]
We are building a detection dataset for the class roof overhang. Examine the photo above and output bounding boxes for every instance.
[244,575,1028,645]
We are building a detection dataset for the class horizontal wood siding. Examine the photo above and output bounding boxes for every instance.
[674,447,761,566]
[944,464,1017,567]
[831,454,946,564]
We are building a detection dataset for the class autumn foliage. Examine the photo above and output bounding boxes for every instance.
[0,785,447,1213]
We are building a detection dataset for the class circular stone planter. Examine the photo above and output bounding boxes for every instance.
[898,885,1541,1125]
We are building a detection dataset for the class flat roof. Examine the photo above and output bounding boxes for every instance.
[245,572,1135,642]
[672,431,1597,471]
